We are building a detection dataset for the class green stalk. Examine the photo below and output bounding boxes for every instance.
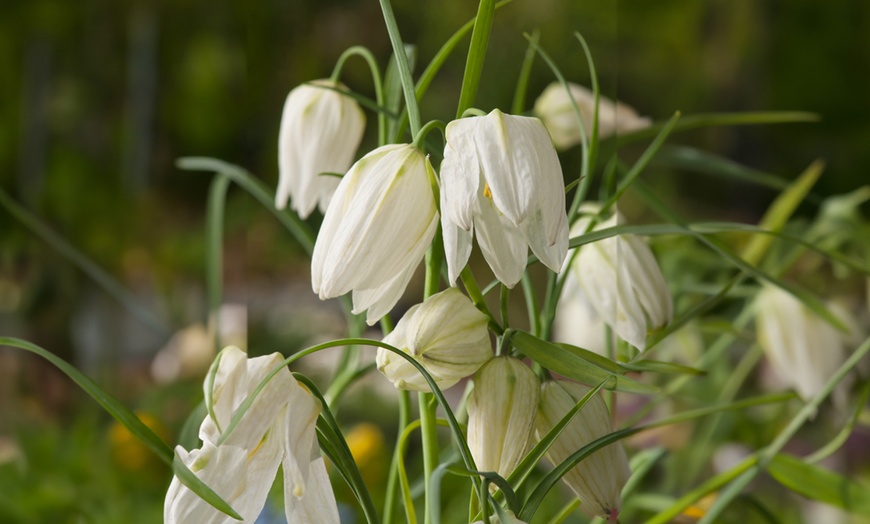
[330,46,387,145]
[456,0,497,117]
[378,0,422,135]
[419,392,439,524]
[205,173,230,350]
[383,391,412,524]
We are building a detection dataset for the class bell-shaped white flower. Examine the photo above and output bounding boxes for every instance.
[533,82,651,150]
[277,79,366,218]
[536,380,630,520]
[164,347,339,524]
[561,206,672,350]
[755,285,850,402]
[311,144,439,325]
[440,109,569,288]
[377,288,492,392]
[467,356,540,479]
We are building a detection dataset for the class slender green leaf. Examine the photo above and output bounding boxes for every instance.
[618,360,705,376]
[653,145,800,194]
[614,111,819,146]
[740,159,824,266]
[511,29,539,115]
[295,373,380,524]
[206,173,230,349]
[385,44,416,141]
[378,0,421,134]
[456,0,497,117]
[511,331,657,394]
[0,337,173,464]
[176,157,315,254]
[767,454,870,515]
[599,111,681,216]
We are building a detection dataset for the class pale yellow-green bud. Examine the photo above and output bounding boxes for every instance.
[377,288,492,392]
[467,356,540,479]
[536,380,629,520]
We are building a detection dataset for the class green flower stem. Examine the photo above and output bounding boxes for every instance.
[511,29,539,115]
[378,0,422,136]
[331,46,387,145]
[412,119,447,151]
[384,393,412,524]
[383,390,412,524]
[205,173,230,350]
[456,0,496,118]
[520,273,541,337]
[460,266,504,335]
[419,392,439,524]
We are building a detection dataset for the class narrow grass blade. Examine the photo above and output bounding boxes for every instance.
[0,337,173,464]
[455,0,497,117]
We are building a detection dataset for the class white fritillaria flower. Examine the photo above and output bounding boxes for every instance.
[467,356,540,479]
[377,288,492,392]
[440,109,569,288]
[536,380,630,520]
[277,79,366,218]
[533,82,651,150]
[755,285,849,402]
[562,206,672,350]
[164,347,338,524]
[311,144,439,325]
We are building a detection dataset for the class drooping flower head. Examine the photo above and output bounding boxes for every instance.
[164,347,338,524]
[311,144,439,325]
[377,287,492,392]
[561,205,672,350]
[467,356,540,479]
[755,285,851,402]
[536,380,630,520]
[277,79,366,218]
[533,82,651,150]
[440,109,569,288]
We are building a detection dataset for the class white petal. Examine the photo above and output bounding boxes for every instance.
[474,110,541,225]
[441,209,473,285]
[164,441,281,524]
[441,118,480,230]
[473,186,529,288]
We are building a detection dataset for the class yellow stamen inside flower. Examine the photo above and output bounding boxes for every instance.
[483,183,493,199]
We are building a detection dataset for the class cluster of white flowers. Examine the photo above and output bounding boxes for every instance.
[164,76,674,521]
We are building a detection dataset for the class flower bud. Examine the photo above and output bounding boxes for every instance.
[277,79,366,218]
[561,205,672,350]
[467,356,540,479]
[377,288,492,392]
[536,380,630,520]
[311,144,439,325]
[533,82,651,150]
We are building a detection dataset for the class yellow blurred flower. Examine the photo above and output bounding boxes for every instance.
[344,422,388,487]
[108,411,167,473]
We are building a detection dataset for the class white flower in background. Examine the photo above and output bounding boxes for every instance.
[277,79,366,218]
[467,356,540,479]
[164,347,338,524]
[311,144,439,325]
[755,285,850,402]
[561,206,672,350]
[440,109,569,288]
[377,288,492,392]
[533,82,651,150]
[536,380,630,520]
[553,289,612,355]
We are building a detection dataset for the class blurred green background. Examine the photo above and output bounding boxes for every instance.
[1,0,869,522]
